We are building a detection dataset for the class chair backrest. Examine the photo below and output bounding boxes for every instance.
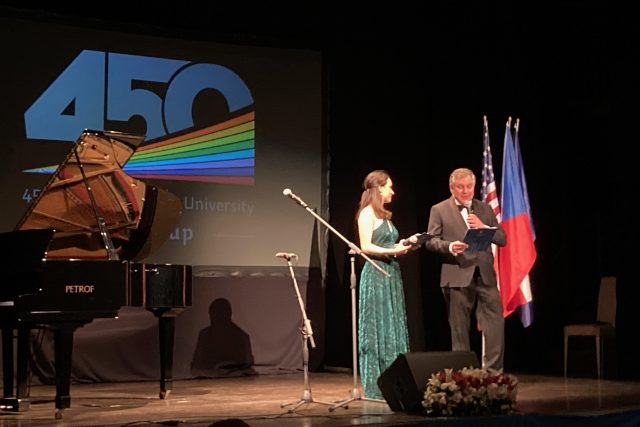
[597,276,617,326]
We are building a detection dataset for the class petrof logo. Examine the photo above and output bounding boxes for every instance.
[24,50,256,185]
[65,285,96,293]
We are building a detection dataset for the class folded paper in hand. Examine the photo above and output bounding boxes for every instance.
[463,227,496,252]
[400,232,433,247]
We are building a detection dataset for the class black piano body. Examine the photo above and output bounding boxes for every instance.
[0,130,192,417]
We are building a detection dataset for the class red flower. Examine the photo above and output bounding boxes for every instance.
[422,367,518,416]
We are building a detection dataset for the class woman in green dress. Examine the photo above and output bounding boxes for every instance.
[356,170,411,399]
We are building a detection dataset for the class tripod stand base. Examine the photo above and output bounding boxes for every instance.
[329,388,387,411]
[281,389,334,413]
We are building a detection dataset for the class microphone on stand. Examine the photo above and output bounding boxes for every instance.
[282,188,308,208]
[276,252,298,261]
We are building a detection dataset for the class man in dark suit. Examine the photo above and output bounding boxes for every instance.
[425,168,507,372]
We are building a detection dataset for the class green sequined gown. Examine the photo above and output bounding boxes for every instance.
[358,219,410,399]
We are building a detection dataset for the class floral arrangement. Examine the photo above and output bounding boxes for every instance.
[422,367,518,416]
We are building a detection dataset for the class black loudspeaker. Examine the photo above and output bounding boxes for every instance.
[377,351,479,413]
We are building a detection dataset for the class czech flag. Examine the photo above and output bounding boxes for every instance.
[498,118,535,327]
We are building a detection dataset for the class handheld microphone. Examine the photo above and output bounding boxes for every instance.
[400,232,431,247]
[463,202,475,229]
[400,235,418,246]
[275,252,298,260]
[282,188,308,208]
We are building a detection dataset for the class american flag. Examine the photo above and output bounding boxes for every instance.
[479,116,501,358]
[481,116,501,222]
[481,116,501,320]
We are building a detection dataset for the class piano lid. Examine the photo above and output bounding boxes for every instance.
[15,129,182,261]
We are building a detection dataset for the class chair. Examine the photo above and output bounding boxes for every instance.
[564,276,616,378]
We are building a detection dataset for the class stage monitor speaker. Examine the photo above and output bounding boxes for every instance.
[377,351,479,413]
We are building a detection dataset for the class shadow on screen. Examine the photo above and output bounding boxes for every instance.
[190,298,257,378]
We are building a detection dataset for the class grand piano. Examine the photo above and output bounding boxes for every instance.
[0,130,192,418]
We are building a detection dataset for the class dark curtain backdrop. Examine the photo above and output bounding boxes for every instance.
[1,3,632,378]
[322,6,627,378]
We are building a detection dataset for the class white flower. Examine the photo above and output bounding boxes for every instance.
[422,368,518,416]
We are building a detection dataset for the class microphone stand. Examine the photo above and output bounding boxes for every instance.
[329,250,386,410]
[283,190,390,411]
[279,253,334,412]
[284,191,389,278]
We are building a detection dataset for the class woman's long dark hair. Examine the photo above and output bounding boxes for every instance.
[355,169,392,222]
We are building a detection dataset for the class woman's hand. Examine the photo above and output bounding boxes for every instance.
[392,243,411,255]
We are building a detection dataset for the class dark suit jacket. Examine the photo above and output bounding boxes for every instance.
[426,196,506,288]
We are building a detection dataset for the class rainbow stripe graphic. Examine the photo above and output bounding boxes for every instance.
[125,112,255,185]
[24,112,255,186]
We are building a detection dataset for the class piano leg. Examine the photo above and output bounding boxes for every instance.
[0,326,31,411]
[149,308,184,400]
[16,327,31,406]
[1,327,15,399]
[51,322,85,419]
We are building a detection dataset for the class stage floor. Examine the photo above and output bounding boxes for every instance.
[1,372,640,426]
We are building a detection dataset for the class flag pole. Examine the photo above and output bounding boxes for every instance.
[482,115,487,369]
[480,114,495,369]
